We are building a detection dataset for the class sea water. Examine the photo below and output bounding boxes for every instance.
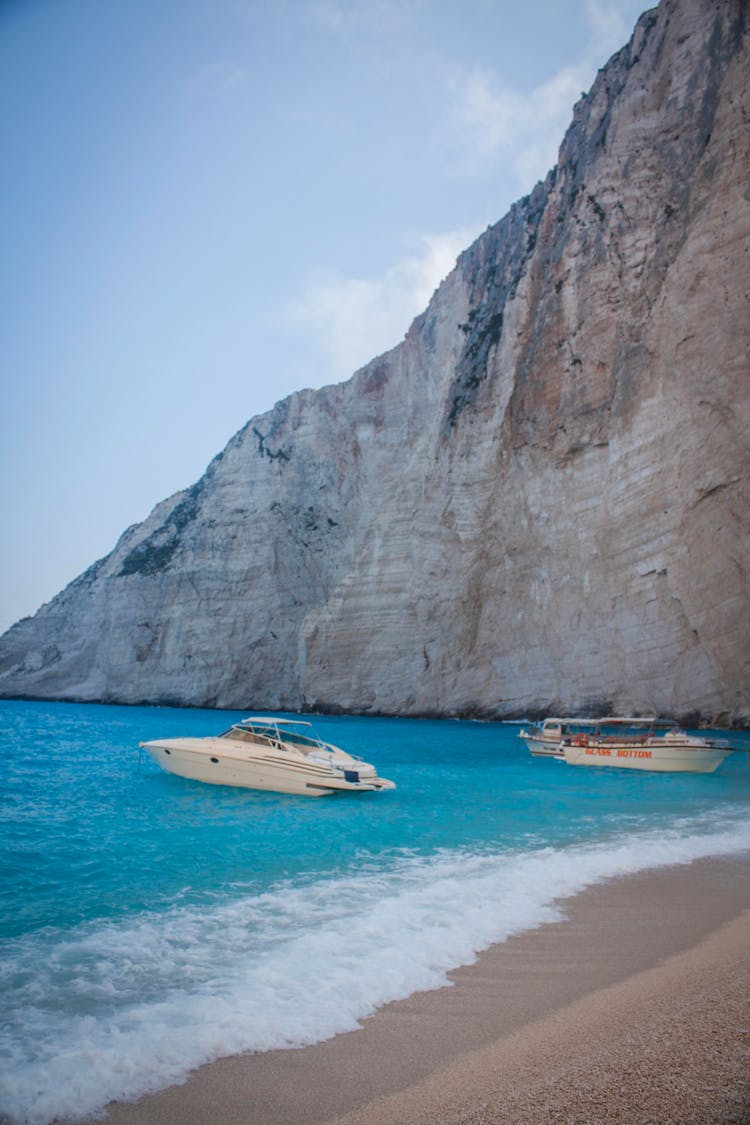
[1,700,749,1124]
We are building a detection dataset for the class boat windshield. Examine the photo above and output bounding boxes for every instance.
[221,719,327,752]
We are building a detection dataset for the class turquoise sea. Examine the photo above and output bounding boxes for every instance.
[1,699,749,1124]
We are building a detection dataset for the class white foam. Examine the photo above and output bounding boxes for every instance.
[1,811,748,1124]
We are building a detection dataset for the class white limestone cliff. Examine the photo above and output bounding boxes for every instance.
[1,0,748,723]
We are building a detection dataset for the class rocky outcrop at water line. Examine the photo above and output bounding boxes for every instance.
[2,0,749,724]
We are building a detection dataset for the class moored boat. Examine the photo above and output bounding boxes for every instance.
[561,719,734,773]
[140,716,396,796]
[518,717,599,759]
[520,717,739,773]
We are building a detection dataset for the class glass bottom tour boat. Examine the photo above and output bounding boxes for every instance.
[518,717,738,773]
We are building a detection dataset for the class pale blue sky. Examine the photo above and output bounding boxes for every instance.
[1,0,646,633]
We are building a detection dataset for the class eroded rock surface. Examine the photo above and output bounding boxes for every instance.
[2,0,748,722]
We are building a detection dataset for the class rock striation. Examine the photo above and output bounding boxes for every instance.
[2,0,749,723]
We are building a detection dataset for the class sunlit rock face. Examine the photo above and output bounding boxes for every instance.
[2,0,748,723]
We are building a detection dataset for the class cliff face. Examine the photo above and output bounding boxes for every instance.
[2,0,748,723]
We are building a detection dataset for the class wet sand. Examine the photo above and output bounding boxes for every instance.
[98,856,750,1125]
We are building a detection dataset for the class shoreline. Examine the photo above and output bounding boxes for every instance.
[96,854,750,1125]
[4,698,750,730]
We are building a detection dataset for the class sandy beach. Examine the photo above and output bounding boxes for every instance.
[96,855,750,1125]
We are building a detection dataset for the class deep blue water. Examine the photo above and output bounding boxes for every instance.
[1,699,748,1123]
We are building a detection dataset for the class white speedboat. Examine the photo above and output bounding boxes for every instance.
[140,717,396,796]
[520,716,737,773]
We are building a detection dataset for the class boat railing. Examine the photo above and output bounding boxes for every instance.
[598,733,649,744]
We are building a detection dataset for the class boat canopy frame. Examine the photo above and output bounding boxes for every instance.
[540,716,680,733]
[220,716,331,752]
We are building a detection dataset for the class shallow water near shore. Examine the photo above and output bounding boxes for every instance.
[1,700,749,1124]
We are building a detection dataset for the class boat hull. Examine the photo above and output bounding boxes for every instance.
[141,738,394,796]
[518,732,564,758]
